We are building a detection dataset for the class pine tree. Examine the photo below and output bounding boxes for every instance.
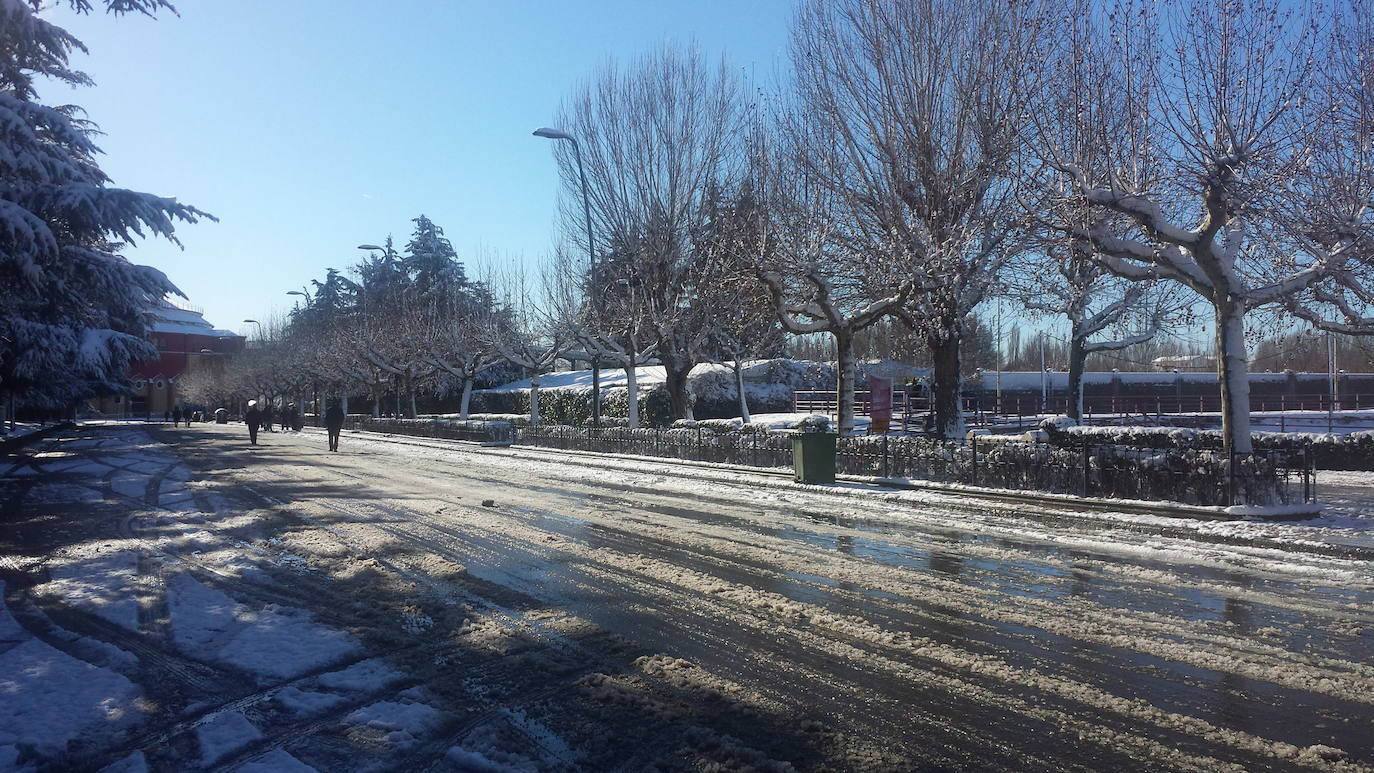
[0,0,211,421]
[401,215,469,313]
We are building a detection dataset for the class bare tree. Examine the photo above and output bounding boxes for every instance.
[483,259,574,427]
[1013,242,1185,422]
[787,0,1052,438]
[700,182,785,423]
[752,147,915,435]
[1038,0,1357,453]
[1279,0,1374,335]
[415,302,502,420]
[553,42,742,420]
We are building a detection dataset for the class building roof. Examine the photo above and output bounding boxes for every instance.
[148,297,239,338]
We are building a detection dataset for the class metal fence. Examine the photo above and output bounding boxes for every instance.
[343,417,1311,507]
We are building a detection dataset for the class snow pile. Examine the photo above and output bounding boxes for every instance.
[344,700,446,749]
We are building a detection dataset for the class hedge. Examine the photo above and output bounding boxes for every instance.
[1040,417,1374,470]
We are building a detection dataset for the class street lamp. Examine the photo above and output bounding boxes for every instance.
[242,319,261,342]
[534,126,601,428]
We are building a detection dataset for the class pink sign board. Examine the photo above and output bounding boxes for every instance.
[869,376,893,421]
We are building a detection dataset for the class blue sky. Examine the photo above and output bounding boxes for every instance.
[46,1,792,334]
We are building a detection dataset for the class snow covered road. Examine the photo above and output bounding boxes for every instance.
[2,423,1372,771]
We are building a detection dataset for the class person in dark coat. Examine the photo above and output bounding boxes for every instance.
[325,402,345,452]
[172,406,183,427]
[263,403,275,432]
[245,401,262,445]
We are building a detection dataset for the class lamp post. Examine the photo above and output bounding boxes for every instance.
[534,126,602,428]
[242,319,261,343]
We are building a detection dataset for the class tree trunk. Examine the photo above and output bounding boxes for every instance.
[529,374,541,427]
[342,394,349,415]
[662,356,694,421]
[835,330,856,436]
[459,379,474,419]
[1067,333,1086,424]
[734,358,751,423]
[928,327,964,439]
[626,364,640,429]
[1215,298,1253,454]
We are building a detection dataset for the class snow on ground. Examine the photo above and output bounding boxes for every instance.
[234,749,317,773]
[274,687,345,718]
[482,361,778,394]
[0,582,143,766]
[343,700,446,749]
[41,549,142,630]
[97,751,147,773]
[342,430,1374,580]
[315,658,402,692]
[445,745,532,772]
[195,710,262,766]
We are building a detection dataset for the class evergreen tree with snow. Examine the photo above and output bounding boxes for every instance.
[402,215,470,314]
[0,0,211,424]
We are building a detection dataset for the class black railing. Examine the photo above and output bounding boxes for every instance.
[340,417,1311,508]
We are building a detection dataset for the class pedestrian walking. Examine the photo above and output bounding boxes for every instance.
[245,400,262,445]
[172,405,183,427]
[263,403,275,433]
[325,402,345,452]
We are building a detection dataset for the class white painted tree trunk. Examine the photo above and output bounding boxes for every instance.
[1215,300,1253,454]
[320,393,327,426]
[836,332,856,436]
[409,390,417,420]
[459,379,474,419]
[342,394,349,415]
[734,359,751,423]
[529,374,541,427]
[626,367,640,429]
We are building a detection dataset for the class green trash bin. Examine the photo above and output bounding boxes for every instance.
[792,431,837,484]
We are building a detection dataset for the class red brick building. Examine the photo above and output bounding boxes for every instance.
[93,299,245,418]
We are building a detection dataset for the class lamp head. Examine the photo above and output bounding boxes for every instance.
[533,127,574,141]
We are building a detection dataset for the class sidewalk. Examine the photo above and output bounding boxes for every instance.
[326,425,1374,561]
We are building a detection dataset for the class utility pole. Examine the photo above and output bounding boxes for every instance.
[1039,331,1047,414]
[995,299,1002,415]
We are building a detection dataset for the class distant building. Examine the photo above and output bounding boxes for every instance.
[91,298,244,418]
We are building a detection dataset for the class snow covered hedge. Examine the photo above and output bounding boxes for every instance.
[841,434,1287,506]
[347,417,513,443]
[1040,418,1373,470]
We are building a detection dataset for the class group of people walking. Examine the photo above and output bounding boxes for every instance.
[242,399,346,451]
